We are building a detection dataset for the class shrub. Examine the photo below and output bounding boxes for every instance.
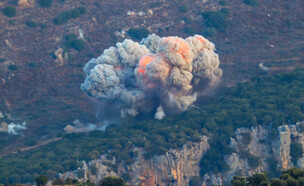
[0,58,6,63]
[54,7,87,25]
[247,173,269,186]
[2,6,16,18]
[243,0,259,6]
[39,0,53,8]
[64,33,85,51]
[127,28,150,40]
[39,23,47,29]
[183,16,193,24]
[65,33,78,42]
[26,20,38,28]
[100,176,126,186]
[202,9,229,32]
[219,0,227,6]
[8,64,18,71]
[28,61,40,68]
[231,176,247,186]
[184,26,194,35]
[179,5,189,13]
[71,39,85,51]
[270,178,287,186]
[202,27,215,37]
[290,142,303,165]
[36,175,48,186]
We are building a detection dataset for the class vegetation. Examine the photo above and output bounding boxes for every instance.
[1,69,304,183]
[243,0,259,7]
[54,7,87,25]
[100,176,126,186]
[28,61,40,68]
[0,58,6,63]
[202,8,230,33]
[231,167,304,186]
[290,141,303,165]
[8,64,18,71]
[219,0,228,6]
[202,28,215,37]
[26,20,38,28]
[39,0,53,8]
[127,28,150,40]
[26,20,47,29]
[179,5,189,13]
[184,26,194,35]
[63,33,85,51]
[35,175,48,186]
[2,6,16,18]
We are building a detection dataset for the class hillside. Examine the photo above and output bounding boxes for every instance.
[0,0,303,184]
[0,0,303,154]
[1,68,304,183]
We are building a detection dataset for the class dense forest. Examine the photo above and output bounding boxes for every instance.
[1,68,304,183]
[231,167,304,186]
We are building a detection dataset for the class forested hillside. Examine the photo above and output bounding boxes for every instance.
[1,68,304,183]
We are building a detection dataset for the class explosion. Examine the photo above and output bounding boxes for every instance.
[81,34,222,120]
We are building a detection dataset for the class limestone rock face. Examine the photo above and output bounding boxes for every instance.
[61,122,304,185]
[59,155,117,183]
[125,136,209,186]
[203,122,304,185]
[60,136,209,185]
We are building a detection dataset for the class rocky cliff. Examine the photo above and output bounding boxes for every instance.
[60,122,304,186]
[60,136,209,185]
[204,121,304,185]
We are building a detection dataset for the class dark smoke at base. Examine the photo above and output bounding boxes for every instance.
[81,34,222,120]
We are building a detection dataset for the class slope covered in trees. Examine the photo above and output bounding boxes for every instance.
[231,167,304,186]
[1,69,304,183]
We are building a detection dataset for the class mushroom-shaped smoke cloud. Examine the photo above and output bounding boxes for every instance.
[81,34,222,120]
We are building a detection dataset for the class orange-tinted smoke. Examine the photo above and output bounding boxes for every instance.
[137,55,156,75]
[163,37,191,63]
[194,35,205,45]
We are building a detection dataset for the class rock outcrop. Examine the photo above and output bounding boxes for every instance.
[60,136,209,185]
[203,122,304,185]
[61,122,304,185]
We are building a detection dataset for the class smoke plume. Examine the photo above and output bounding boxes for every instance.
[81,34,222,120]
[0,122,26,135]
[64,120,106,134]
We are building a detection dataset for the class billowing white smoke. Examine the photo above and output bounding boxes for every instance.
[81,34,222,120]
[0,122,26,135]
[64,120,106,134]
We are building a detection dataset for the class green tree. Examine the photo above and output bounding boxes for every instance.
[270,178,287,186]
[8,64,18,71]
[99,176,126,186]
[127,28,150,40]
[231,176,247,186]
[71,39,85,51]
[290,142,303,165]
[286,177,299,186]
[247,173,268,186]
[243,0,259,6]
[2,6,16,18]
[36,175,48,186]
[202,10,229,33]
[39,0,53,8]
